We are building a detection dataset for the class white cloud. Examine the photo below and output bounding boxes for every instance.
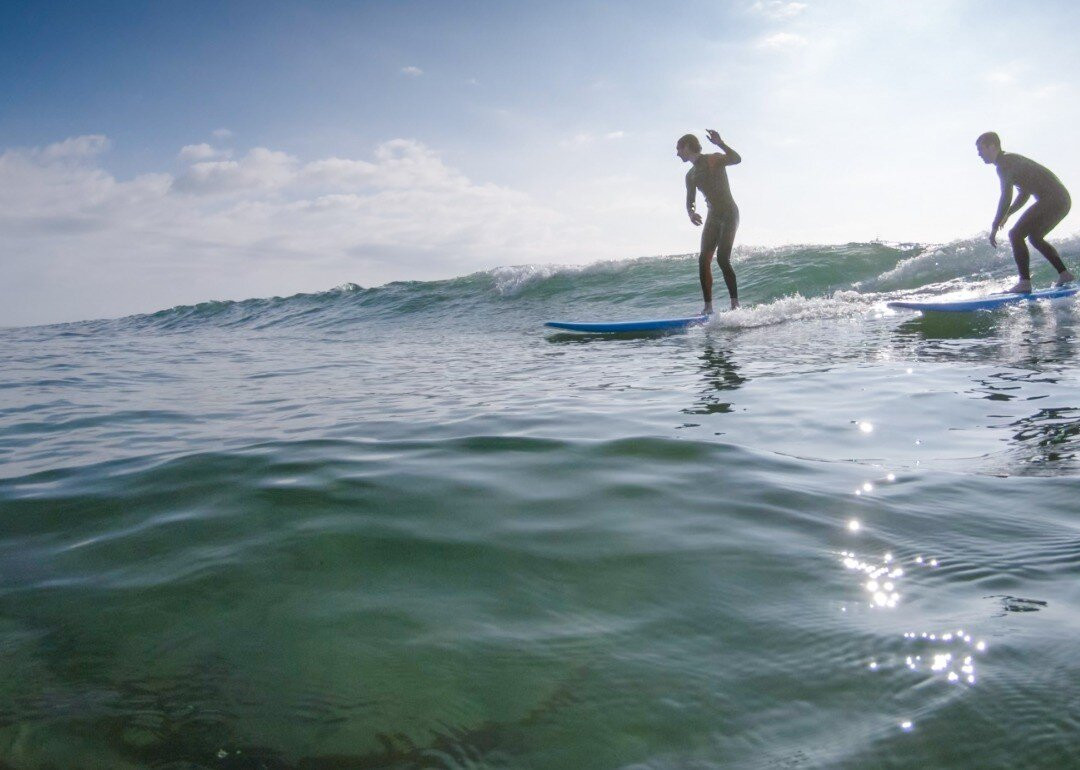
[0,135,571,325]
[212,127,234,139]
[1034,83,1068,99]
[299,157,379,188]
[401,66,423,77]
[173,147,298,194]
[178,143,230,162]
[605,131,626,140]
[982,63,1069,102]
[985,70,1017,87]
[757,31,808,49]
[750,1,808,20]
[34,134,110,163]
[560,132,595,148]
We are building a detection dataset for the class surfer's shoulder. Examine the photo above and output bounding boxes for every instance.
[997,151,1029,170]
[995,152,1014,177]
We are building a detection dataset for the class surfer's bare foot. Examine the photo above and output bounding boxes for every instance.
[1007,279,1032,294]
[1056,270,1075,286]
[701,304,713,316]
[730,298,740,310]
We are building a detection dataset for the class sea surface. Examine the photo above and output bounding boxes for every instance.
[3,237,1080,769]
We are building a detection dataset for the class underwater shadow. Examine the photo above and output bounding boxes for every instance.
[7,661,588,770]
[893,311,1001,340]
[545,329,693,343]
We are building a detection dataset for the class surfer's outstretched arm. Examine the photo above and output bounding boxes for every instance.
[705,129,741,165]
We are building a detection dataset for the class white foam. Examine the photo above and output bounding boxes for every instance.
[872,232,1080,290]
[331,282,362,293]
[490,264,578,295]
[707,290,877,329]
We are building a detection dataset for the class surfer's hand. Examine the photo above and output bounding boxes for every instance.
[689,211,703,226]
[705,129,722,146]
[989,225,999,248]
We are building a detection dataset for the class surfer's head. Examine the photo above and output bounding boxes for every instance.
[676,134,701,162]
[976,132,1001,164]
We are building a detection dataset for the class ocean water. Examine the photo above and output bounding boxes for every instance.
[2,237,1080,769]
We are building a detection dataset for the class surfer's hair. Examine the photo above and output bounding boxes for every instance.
[677,134,701,153]
[976,131,1001,149]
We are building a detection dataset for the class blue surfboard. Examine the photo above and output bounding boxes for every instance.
[887,286,1078,313]
[544,314,710,333]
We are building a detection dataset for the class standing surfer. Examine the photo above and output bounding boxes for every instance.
[976,131,1074,292]
[677,129,741,314]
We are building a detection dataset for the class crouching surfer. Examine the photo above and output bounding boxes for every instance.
[977,131,1075,292]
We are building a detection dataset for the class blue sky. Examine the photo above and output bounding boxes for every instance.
[3,0,1080,325]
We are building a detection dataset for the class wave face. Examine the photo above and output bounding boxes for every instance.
[32,234,1077,335]
[3,235,1080,768]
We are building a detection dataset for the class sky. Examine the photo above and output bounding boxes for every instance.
[3,0,1080,326]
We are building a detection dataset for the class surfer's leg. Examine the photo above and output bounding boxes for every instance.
[1021,196,1071,276]
[699,215,721,311]
[1029,234,1068,274]
[714,210,739,309]
[1007,222,1032,281]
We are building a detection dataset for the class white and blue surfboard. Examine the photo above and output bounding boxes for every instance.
[887,286,1078,313]
[544,314,710,333]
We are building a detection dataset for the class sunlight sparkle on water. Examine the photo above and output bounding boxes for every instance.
[897,628,988,686]
[840,549,903,608]
[840,555,995,692]
[855,472,897,496]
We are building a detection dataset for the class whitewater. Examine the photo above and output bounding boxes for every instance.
[2,236,1080,769]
